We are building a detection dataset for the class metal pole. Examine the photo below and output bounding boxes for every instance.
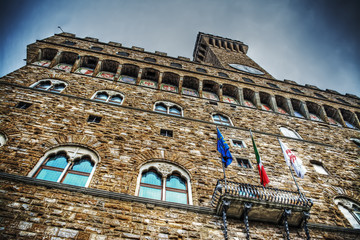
[277,138,302,196]
[222,161,227,191]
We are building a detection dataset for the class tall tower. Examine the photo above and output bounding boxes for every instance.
[193,32,272,78]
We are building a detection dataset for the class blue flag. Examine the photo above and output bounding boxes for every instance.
[217,128,233,168]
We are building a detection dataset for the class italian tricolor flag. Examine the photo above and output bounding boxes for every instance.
[251,131,270,187]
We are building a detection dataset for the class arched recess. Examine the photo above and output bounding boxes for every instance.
[119,64,139,84]
[222,84,239,104]
[202,80,219,101]
[97,60,119,80]
[182,76,199,97]
[53,51,78,72]
[161,72,180,93]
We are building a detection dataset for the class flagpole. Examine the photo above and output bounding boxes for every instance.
[277,137,302,195]
[222,161,227,191]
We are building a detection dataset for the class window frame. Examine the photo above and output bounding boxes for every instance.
[279,127,302,139]
[231,139,246,148]
[92,90,124,105]
[236,158,252,168]
[212,113,232,126]
[31,79,68,93]
[136,162,192,205]
[154,101,183,117]
[28,145,99,188]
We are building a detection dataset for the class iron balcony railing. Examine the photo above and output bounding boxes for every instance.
[211,179,313,209]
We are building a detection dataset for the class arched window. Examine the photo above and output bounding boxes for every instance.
[212,114,232,126]
[154,102,182,116]
[136,162,192,204]
[92,90,124,105]
[29,145,99,187]
[279,127,302,139]
[139,169,162,200]
[334,197,360,229]
[0,133,7,147]
[31,79,67,93]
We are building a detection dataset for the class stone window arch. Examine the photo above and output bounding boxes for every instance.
[28,145,100,187]
[340,109,359,129]
[212,113,232,126]
[324,105,342,126]
[259,92,274,112]
[0,133,7,147]
[53,51,78,72]
[136,161,192,205]
[75,56,99,76]
[202,80,219,101]
[31,79,67,93]
[222,84,239,104]
[140,68,159,88]
[119,64,139,84]
[279,127,302,139]
[33,48,58,67]
[306,101,325,122]
[243,88,256,108]
[182,76,199,97]
[92,90,124,105]
[334,197,360,229]
[161,72,180,93]
[97,60,119,80]
[154,101,182,117]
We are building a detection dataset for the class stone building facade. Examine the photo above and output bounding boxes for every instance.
[0,32,359,239]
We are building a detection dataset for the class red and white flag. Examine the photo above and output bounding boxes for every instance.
[279,139,307,178]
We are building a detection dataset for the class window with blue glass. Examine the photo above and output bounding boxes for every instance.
[31,79,67,93]
[92,90,124,105]
[137,162,191,204]
[31,146,98,187]
[166,174,188,204]
[139,169,163,200]
[213,114,231,126]
[154,102,182,116]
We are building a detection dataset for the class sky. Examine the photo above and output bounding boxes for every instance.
[1,0,359,96]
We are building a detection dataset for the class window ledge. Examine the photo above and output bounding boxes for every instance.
[0,171,213,215]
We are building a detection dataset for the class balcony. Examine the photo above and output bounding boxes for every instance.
[211,179,313,227]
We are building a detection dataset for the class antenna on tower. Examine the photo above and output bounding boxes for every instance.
[58,26,64,33]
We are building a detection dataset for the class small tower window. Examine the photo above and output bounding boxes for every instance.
[160,129,173,137]
[90,46,103,51]
[144,57,156,62]
[170,63,182,68]
[243,78,254,83]
[196,68,207,73]
[291,88,303,94]
[117,52,129,57]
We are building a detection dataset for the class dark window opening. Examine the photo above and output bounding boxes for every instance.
[237,158,251,168]
[59,52,78,65]
[90,46,103,51]
[87,115,102,123]
[267,83,280,89]
[170,63,182,68]
[232,140,245,148]
[121,64,139,78]
[196,68,207,73]
[117,52,129,57]
[144,57,156,62]
[243,78,254,83]
[315,93,327,99]
[218,72,229,78]
[291,88,303,94]
[63,40,76,46]
[15,102,32,109]
[160,129,173,137]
